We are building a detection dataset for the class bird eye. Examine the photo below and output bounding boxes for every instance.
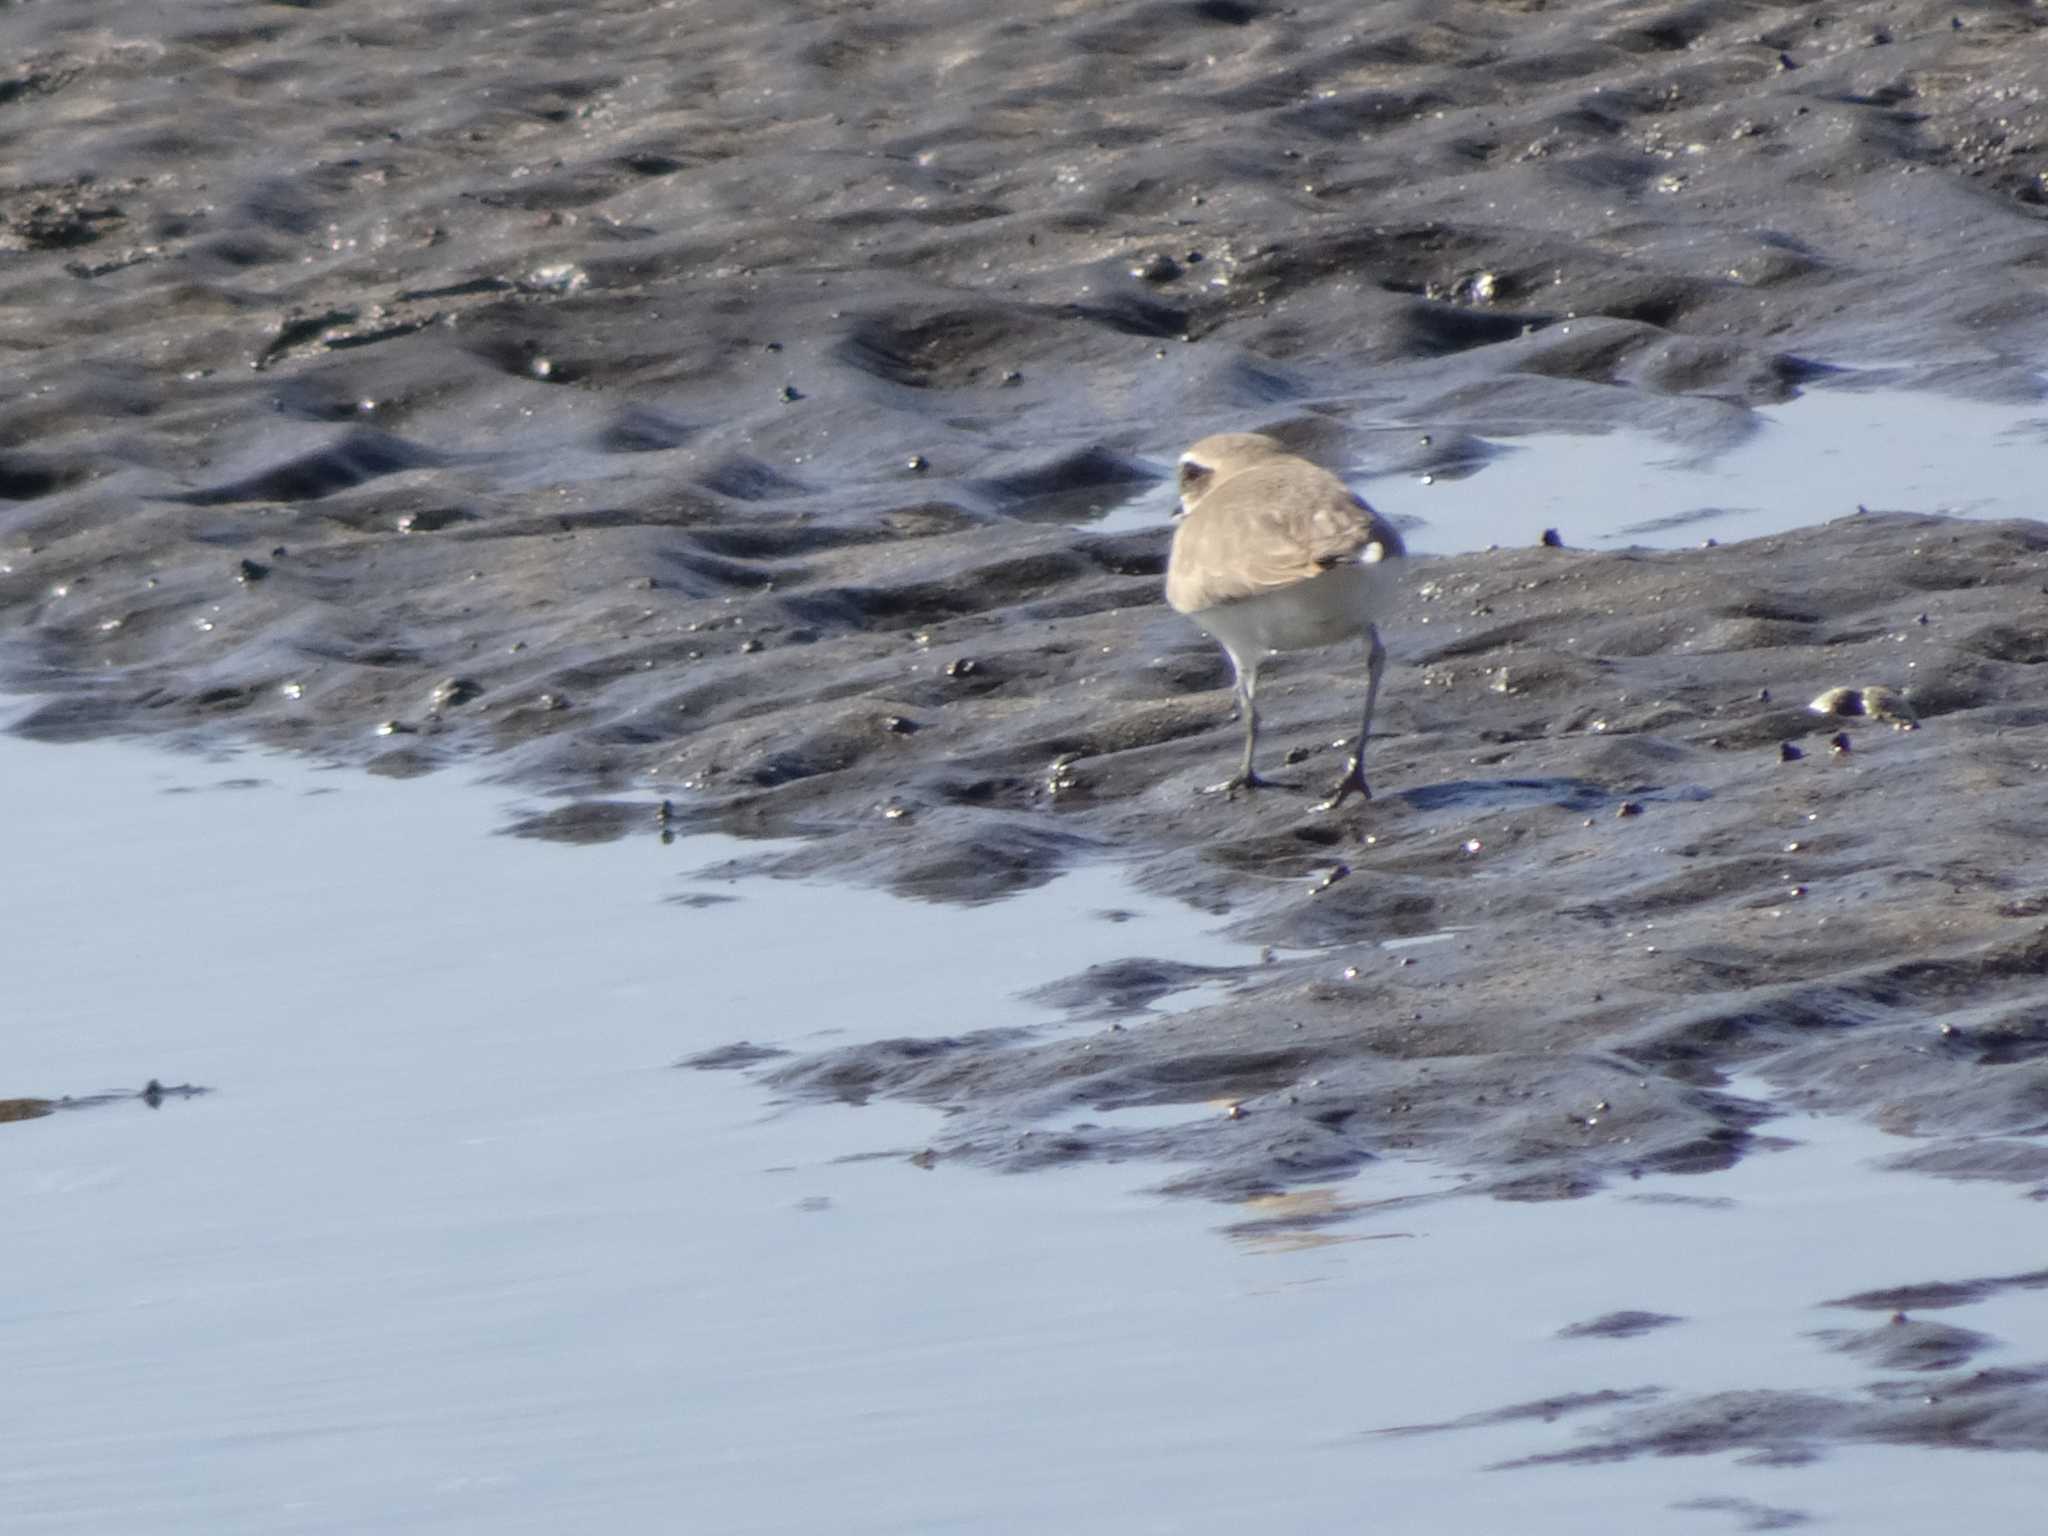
[1176,461,1212,495]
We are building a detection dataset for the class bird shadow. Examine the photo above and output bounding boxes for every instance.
[1395,776,1613,815]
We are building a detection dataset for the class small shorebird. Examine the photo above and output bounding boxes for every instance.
[1165,432,1405,809]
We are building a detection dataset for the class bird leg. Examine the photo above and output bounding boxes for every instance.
[1202,660,1274,795]
[1315,625,1385,812]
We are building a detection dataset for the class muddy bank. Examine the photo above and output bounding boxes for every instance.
[705,509,2048,1204]
[6,0,2048,1204]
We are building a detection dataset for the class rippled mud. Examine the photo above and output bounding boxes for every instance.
[8,5,2048,1204]
[741,510,2048,1210]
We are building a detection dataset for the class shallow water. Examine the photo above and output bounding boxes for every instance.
[1382,382,2048,555]
[6,721,2047,1533]
[1093,381,2048,553]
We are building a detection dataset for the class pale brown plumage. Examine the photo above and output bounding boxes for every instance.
[1165,432,1405,806]
[1167,435,1403,614]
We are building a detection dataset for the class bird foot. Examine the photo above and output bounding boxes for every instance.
[1312,760,1372,813]
[1201,769,1283,797]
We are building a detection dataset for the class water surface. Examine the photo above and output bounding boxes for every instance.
[5,722,2044,1533]
[1384,382,2048,554]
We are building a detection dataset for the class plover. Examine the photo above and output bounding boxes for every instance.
[1165,432,1405,809]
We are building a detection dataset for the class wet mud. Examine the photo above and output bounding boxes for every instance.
[744,510,2048,1210]
[7,0,2048,1191]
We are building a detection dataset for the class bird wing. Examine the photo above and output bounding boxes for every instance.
[1167,465,1397,612]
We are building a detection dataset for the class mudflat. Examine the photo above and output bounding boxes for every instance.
[8,1,2048,1199]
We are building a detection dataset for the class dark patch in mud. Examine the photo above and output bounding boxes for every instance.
[1482,1362,2048,1468]
[503,800,659,846]
[664,890,740,909]
[1377,1387,1666,1439]
[1810,1314,1995,1374]
[768,1031,1034,1108]
[1825,1268,2048,1314]
[1559,1310,1684,1341]
[1025,956,1245,1019]
[677,1041,791,1071]
[1669,1496,1811,1532]
[169,430,441,506]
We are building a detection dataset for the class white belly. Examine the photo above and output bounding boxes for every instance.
[1192,560,1398,659]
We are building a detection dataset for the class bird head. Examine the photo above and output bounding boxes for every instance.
[1174,432,1289,516]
